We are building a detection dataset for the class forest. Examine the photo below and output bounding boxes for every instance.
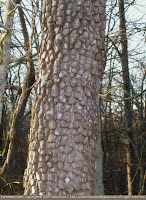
[0,0,145,196]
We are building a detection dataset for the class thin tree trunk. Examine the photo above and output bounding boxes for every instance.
[118,0,135,195]
[138,74,146,194]
[0,0,21,124]
[23,0,106,195]
[95,119,104,195]
[126,142,132,195]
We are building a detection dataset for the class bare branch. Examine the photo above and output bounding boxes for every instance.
[5,84,22,94]
[9,53,38,64]
[108,36,122,57]
[9,57,37,64]
[8,3,21,15]
[0,23,10,31]
[100,89,146,103]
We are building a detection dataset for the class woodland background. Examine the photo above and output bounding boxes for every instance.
[0,0,145,195]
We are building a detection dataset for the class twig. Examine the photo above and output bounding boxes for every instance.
[8,4,21,15]
[100,89,146,103]
[9,52,38,64]
[9,57,37,64]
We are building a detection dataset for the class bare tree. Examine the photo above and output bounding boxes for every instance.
[101,0,146,195]
[0,0,21,128]
[0,0,40,194]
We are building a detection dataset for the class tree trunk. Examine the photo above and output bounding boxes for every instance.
[118,0,136,195]
[23,0,106,195]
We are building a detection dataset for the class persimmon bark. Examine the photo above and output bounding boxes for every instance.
[23,0,106,195]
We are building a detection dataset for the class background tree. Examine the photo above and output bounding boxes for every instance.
[101,0,146,195]
[0,0,21,138]
[0,0,40,194]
